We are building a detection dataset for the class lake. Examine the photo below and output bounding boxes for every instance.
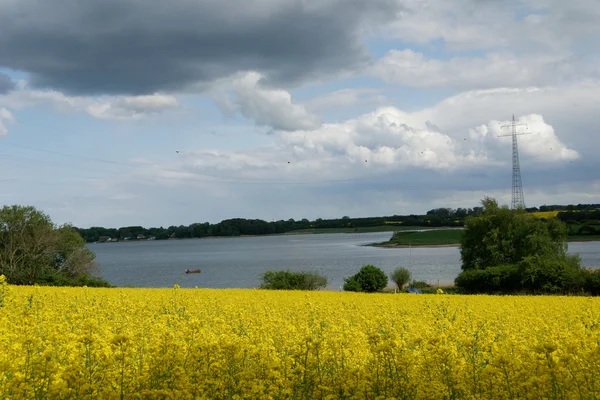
[88,232,600,289]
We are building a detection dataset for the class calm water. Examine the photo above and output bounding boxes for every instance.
[88,232,600,289]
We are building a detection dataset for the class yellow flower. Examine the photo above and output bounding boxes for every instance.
[0,285,598,398]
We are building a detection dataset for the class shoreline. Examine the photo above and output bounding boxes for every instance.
[87,226,457,244]
[366,237,600,249]
[366,243,460,248]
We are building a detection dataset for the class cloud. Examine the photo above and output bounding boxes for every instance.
[373,50,587,89]
[0,107,15,136]
[86,94,180,120]
[210,72,321,131]
[384,0,600,53]
[0,73,15,94]
[135,106,576,193]
[414,82,600,159]
[4,80,594,227]
[0,82,180,121]
[470,114,579,162]
[304,88,391,113]
[0,0,401,96]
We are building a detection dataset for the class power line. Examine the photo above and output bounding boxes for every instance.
[0,141,381,185]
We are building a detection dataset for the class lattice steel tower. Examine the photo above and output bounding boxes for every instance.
[499,115,530,209]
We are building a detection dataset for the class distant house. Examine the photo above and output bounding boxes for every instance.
[99,236,110,242]
[137,234,146,240]
[148,236,156,240]
[123,237,131,241]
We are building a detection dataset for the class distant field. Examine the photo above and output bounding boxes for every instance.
[372,229,464,247]
[531,211,560,218]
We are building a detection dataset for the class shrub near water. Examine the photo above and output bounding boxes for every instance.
[259,270,328,290]
[3,283,600,399]
[343,265,388,292]
[390,266,411,290]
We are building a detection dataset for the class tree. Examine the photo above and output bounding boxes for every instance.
[343,265,388,293]
[459,197,568,271]
[0,205,108,286]
[456,197,584,294]
[390,267,411,290]
[259,270,328,291]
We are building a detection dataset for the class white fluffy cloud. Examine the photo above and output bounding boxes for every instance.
[0,107,15,136]
[385,0,600,53]
[469,114,579,162]
[86,94,179,120]
[209,71,322,131]
[138,105,577,191]
[9,79,594,227]
[0,82,180,121]
[373,50,585,89]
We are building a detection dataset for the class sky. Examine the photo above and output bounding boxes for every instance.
[0,0,599,228]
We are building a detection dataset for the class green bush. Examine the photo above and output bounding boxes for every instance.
[259,270,328,291]
[584,269,600,295]
[390,267,411,290]
[454,265,521,293]
[343,265,388,293]
[410,280,431,289]
[342,276,362,292]
[518,254,585,294]
[36,269,113,287]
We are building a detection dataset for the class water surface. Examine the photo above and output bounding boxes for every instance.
[88,232,600,289]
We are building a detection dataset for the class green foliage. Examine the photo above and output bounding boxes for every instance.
[390,267,411,290]
[454,265,521,293]
[410,280,432,289]
[74,209,478,243]
[342,276,362,292]
[460,197,569,271]
[384,229,463,246]
[518,254,585,294]
[343,265,388,293]
[455,197,589,295]
[36,269,112,287]
[0,205,103,287]
[259,270,328,291]
[584,269,600,296]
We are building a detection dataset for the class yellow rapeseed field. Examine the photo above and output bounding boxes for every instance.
[1,276,600,399]
[531,211,560,219]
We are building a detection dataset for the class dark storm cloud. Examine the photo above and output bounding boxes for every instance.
[0,73,15,94]
[0,0,400,96]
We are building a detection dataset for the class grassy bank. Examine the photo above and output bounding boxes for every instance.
[286,225,448,235]
[370,229,464,247]
[370,229,600,248]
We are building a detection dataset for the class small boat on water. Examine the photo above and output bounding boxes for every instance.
[185,269,201,274]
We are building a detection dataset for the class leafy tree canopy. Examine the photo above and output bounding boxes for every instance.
[0,205,108,286]
[460,197,569,271]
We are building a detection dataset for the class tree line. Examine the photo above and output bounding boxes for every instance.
[74,203,600,243]
[74,207,485,243]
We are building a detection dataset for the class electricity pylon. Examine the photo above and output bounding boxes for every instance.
[498,115,530,210]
